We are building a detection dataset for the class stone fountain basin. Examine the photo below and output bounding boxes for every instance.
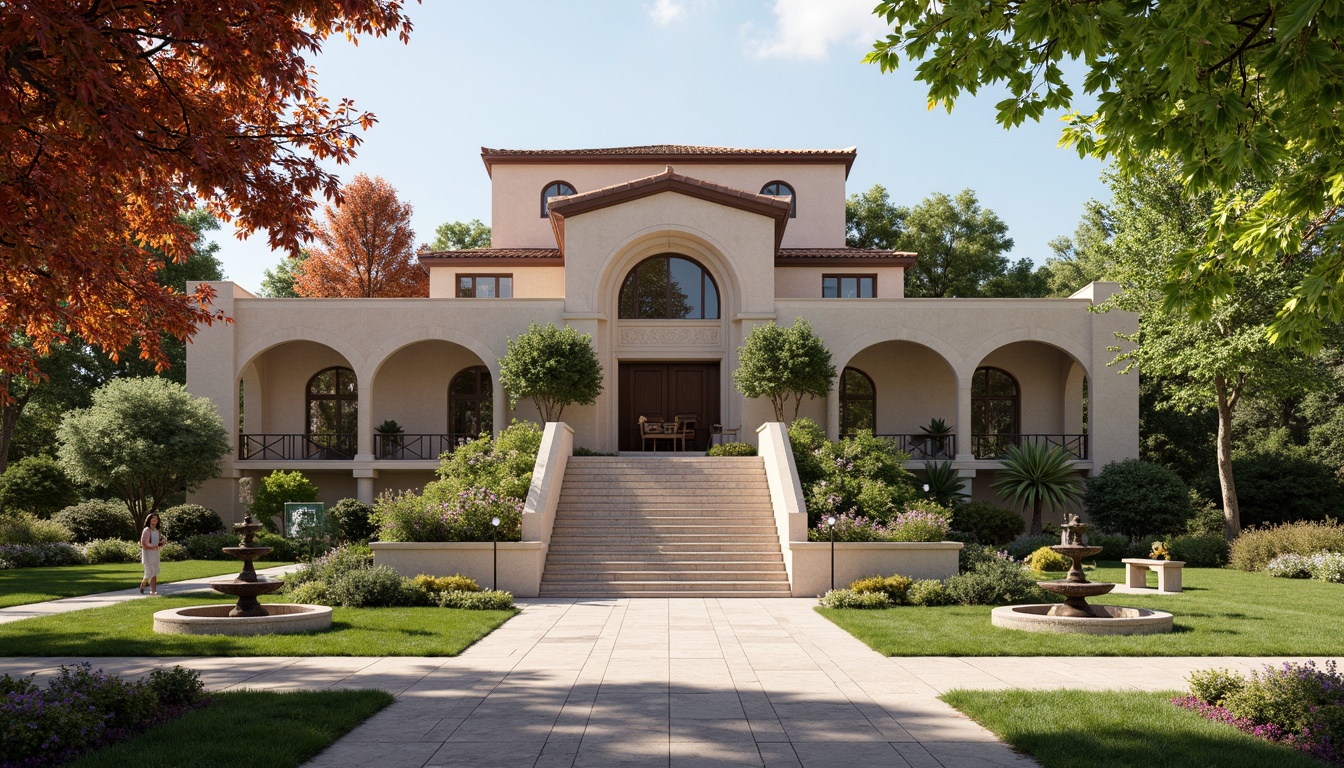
[1037,580,1116,599]
[991,604,1173,635]
[210,577,285,598]
[153,604,332,636]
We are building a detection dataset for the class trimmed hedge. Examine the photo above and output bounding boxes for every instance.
[1229,520,1344,571]
[0,456,79,517]
[158,504,224,540]
[1084,459,1193,539]
[950,502,1025,546]
[52,500,136,543]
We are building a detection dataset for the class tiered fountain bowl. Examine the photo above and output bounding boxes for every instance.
[153,514,331,636]
[991,516,1173,635]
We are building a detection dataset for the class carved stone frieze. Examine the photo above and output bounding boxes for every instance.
[618,325,721,348]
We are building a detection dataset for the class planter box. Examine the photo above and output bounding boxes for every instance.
[787,541,963,597]
[371,541,546,597]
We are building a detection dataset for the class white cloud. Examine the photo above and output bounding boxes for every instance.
[746,0,889,60]
[648,0,687,25]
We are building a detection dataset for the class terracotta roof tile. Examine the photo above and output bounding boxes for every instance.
[417,248,563,267]
[481,145,858,177]
[417,246,917,267]
[776,248,918,266]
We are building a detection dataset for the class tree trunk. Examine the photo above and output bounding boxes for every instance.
[1030,498,1043,535]
[1214,374,1241,540]
[0,372,32,475]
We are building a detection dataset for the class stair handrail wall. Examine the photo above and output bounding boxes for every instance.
[757,422,808,586]
[522,422,574,546]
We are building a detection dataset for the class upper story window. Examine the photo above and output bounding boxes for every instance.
[619,254,720,320]
[823,274,876,298]
[972,367,1019,436]
[541,181,576,217]
[760,180,796,218]
[307,367,357,435]
[457,274,513,298]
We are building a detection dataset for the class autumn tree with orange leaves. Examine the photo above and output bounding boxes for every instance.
[295,174,427,298]
[0,1,415,400]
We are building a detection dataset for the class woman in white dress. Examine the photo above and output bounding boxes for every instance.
[139,513,165,595]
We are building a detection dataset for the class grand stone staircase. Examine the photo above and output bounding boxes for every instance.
[539,455,792,598]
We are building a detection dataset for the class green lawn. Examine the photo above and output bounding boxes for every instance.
[0,562,291,610]
[70,689,394,768]
[942,689,1320,768]
[0,560,289,608]
[0,593,515,656]
[820,564,1344,656]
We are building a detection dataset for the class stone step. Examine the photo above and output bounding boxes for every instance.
[543,559,783,570]
[547,541,784,553]
[541,569,787,583]
[545,552,784,563]
[537,581,792,596]
[551,522,775,533]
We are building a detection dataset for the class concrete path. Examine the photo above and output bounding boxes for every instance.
[0,563,300,625]
[0,595,1315,768]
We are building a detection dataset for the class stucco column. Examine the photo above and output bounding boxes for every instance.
[356,380,374,460]
[492,374,508,437]
[954,367,974,461]
[354,471,377,505]
[826,387,841,441]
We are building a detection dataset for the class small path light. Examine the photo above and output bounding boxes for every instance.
[491,516,501,591]
[827,516,837,592]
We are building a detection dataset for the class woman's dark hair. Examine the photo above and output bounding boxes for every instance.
[144,513,160,528]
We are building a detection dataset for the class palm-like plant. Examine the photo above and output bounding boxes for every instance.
[990,443,1083,535]
[921,460,965,507]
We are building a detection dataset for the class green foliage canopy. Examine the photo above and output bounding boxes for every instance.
[1084,459,1194,540]
[259,249,309,298]
[250,470,319,534]
[0,455,79,517]
[56,378,229,521]
[498,323,603,422]
[734,318,837,422]
[866,0,1344,350]
[428,219,491,251]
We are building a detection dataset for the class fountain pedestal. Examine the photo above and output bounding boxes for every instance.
[1038,543,1115,617]
[211,516,285,617]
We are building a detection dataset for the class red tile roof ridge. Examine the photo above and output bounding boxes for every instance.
[481,145,857,157]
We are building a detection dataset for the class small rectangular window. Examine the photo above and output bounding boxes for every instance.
[822,274,875,299]
[456,275,513,298]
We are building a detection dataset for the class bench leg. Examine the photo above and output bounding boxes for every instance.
[1158,568,1182,592]
[1125,564,1146,588]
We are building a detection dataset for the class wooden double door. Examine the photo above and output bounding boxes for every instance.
[618,362,720,451]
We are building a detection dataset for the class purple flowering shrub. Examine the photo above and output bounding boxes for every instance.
[807,502,952,543]
[788,419,923,526]
[0,542,85,570]
[1,663,205,768]
[373,487,524,543]
[1176,660,1344,766]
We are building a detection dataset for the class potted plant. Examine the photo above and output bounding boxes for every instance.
[375,419,404,459]
[918,417,954,458]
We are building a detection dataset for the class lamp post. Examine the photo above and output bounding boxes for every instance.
[827,516,837,591]
[490,516,501,591]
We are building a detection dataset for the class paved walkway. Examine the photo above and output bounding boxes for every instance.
[0,593,1312,768]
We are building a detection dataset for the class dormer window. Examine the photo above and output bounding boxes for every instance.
[541,181,576,217]
[760,181,796,218]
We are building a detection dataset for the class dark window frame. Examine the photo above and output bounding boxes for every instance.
[456,274,513,299]
[839,367,876,435]
[306,366,357,436]
[971,366,1020,437]
[618,254,721,320]
[760,180,796,218]
[822,274,877,299]
[448,365,493,441]
[540,180,577,217]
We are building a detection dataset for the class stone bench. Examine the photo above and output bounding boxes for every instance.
[1121,558,1185,593]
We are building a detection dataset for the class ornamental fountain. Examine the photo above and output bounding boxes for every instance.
[990,515,1174,635]
[153,514,331,636]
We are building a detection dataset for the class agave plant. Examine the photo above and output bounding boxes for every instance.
[990,442,1083,535]
[921,460,965,507]
[920,417,953,436]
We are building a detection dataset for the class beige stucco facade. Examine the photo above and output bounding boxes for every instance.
[187,145,1138,524]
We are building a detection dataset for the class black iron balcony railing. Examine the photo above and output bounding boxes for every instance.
[972,433,1088,460]
[239,433,357,461]
[838,434,956,460]
[374,433,476,460]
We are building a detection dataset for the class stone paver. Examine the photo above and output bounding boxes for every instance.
[0,595,1318,767]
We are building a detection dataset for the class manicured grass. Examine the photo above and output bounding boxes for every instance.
[0,561,289,608]
[69,689,394,768]
[0,593,516,656]
[820,564,1344,656]
[941,689,1320,768]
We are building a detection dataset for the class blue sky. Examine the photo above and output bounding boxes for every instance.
[214,0,1110,293]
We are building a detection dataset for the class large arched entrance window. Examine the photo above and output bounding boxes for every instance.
[839,367,875,436]
[449,366,493,442]
[618,254,720,319]
[306,367,357,457]
[972,366,1019,458]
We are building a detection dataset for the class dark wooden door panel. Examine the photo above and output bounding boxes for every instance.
[618,362,719,451]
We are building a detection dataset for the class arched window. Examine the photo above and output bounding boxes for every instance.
[540,181,576,217]
[839,367,875,436]
[972,367,1019,457]
[306,367,357,458]
[449,366,493,441]
[618,254,720,319]
[760,180,796,218]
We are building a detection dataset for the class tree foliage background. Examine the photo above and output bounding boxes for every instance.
[296,174,428,298]
[733,318,837,422]
[498,323,604,423]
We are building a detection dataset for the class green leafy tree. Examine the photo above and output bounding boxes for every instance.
[734,318,837,422]
[866,0,1344,351]
[498,323,603,422]
[845,184,904,249]
[896,189,1013,298]
[56,378,230,521]
[991,443,1084,536]
[428,219,491,251]
[979,258,1052,298]
[250,470,319,534]
[0,455,79,517]
[1084,459,1194,540]
[259,249,310,298]
[1044,201,1115,297]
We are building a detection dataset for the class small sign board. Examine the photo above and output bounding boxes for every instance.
[284,502,326,538]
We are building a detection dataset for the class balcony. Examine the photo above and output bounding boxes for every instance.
[374,433,475,460]
[840,434,957,461]
[239,433,357,461]
[972,434,1088,460]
